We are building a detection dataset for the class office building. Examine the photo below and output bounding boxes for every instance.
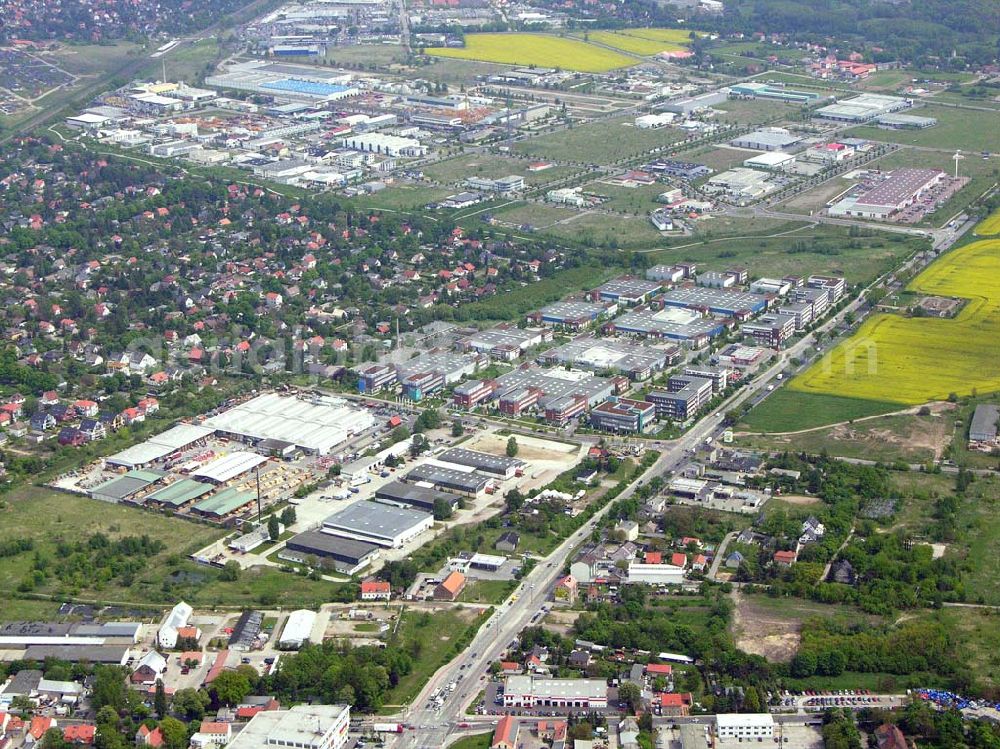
[589,398,656,434]
[715,714,774,739]
[503,676,608,708]
[226,705,351,749]
[646,375,713,420]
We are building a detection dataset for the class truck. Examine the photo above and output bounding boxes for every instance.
[372,723,403,734]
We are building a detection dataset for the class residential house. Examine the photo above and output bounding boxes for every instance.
[495,531,520,553]
[554,575,578,604]
[773,550,797,567]
[131,651,167,685]
[360,581,391,601]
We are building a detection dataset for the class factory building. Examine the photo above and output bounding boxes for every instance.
[278,610,316,650]
[729,128,801,152]
[610,308,724,347]
[402,463,492,497]
[659,287,769,318]
[540,338,679,381]
[320,502,433,548]
[375,481,463,513]
[280,531,381,575]
[814,93,909,123]
[528,300,618,330]
[437,448,525,480]
[592,277,663,305]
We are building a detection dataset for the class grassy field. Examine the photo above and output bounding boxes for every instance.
[488,202,665,247]
[975,208,1000,236]
[582,30,687,55]
[147,38,221,84]
[0,486,346,613]
[425,33,636,73]
[353,185,454,211]
[447,733,491,749]
[847,105,1000,153]
[740,390,902,433]
[648,222,924,285]
[736,409,952,462]
[459,579,515,604]
[936,607,1000,687]
[514,116,684,164]
[422,154,579,187]
[712,98,800,125]
[325,44,408,67]
[790,238,1000,405]
[388,608,485,705]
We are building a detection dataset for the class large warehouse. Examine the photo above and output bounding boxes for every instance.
[205,61,359,102]
[814,93,909,123]
[192,452,269,484]
[106,423,215,468]
[320,501,433,548]
[375,481,462,513]
[540,338,679,381]
[204,393,375,455]
[280,531,381,575]
[278,610,316,650]
[403,462,493,496]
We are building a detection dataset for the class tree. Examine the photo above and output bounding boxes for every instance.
[505,488,524,512]
[40,729,68,749]
[158,717,188,749]
[91,665,129,713]
[268,515,281,541]
[211,669,251,706]
[154,679,167,718]
[451,421,464,437]
[618,682,641,713]
[280,507,297,526]
[506,436,519,458]
[171,688,210,721]
[220,560,241,582]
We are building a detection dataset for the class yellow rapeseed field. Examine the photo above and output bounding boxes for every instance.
[584,30,687,55]
[425,33,636,72]
[790,238,1000,404]
[974,208,1000,236]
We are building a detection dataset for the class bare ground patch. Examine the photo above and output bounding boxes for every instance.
[780,494,823,506]
[732,592,803,663]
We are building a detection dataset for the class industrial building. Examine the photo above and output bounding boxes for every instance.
[626,561,686,585]
[403,462,492,496]
[589,398,656,434]
[814,93,909,123]
[528,300,618,330]
[453,379,498,410]
[643,160,711,181]
[827,168,945,220]
[204,393,375,456]
[503,676,609,708]
[660,90,729,115]
[540,338,679,380]
[457,326,548,361]
[106,423,215,468]
[969,404,1000,450]
[375,481,462,513]
[592,277,663,305]
[394,351,486,401]
[158,601,194,650]
[491,367,616,423]
[611,308,724,347]
[437,448,524,479]
[17,645,130,665]
[191,487,256,519]
[205,61,359,103]
[280,531,380,575]
[225,704,351,749]
[743,152,796,171]
[876,113,937,129]
[278,610,316,650]
[646,375,714,421]
[320,501,433,548]
[703,168,779,202]
[89,469,165,503]
[729,128,801,152]
[192,452,269,484]
[145,478,213,509]
[342,133,427,157]
[728,82,823,104]
[660,287,769,318]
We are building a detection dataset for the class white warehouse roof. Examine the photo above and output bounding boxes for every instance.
[106,423,215,467]
[204,393,375,455]
[193,451,268,483]
[278,609,316,648]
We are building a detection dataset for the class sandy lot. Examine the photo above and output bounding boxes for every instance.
[780,494,822,506]
[731,591,802,663]
[464,432,583,492]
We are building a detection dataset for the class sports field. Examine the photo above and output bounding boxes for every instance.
[791,238,1000,404]
[974,208,1000,236]
[425,33,636,72]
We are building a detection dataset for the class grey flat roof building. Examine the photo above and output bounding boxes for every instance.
[375,480,462,512]
[19,645,130,664]
[729,129,800,151]
[282,530,380,574]
[321,500,434,547]
[541,338,678,380]
[403,463,492,495]
[438,447,524,478]
[970,405,999,444]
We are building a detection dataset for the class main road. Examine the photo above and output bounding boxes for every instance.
[390,279,887,749]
